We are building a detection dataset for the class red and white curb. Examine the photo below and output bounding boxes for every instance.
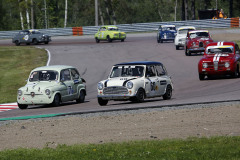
[0,103,18,112]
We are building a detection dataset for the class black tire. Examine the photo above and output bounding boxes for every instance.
[185,47,191,56]
[52,94,61,107]
[18,103,28,109]
[98,97,108,106]
[134,88,145,103]
[33,39,38,45]
[95,38,100,43]
[121,39,124,42]
[199,74,205,80]
[160,39,163,43]
[232,65,240,78]
[107,36,112,42]
[15,40,20,46]
[157,39,160,43]
[44,41,49,44]
[76,90,85,103]
[163,85,172,100]
[26,43,30,45]
[176,45,179,50]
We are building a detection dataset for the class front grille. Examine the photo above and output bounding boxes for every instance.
[103,86,128,95]
[206,62,225,70]
[167,33,174,38]
[199,42,203,47]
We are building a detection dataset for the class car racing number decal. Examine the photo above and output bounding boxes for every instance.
[23,35,29,41]
[68,86,73,95]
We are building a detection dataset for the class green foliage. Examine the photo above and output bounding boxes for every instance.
[0,136,240,160]
[0,47,47,103]
[0,0,240,31]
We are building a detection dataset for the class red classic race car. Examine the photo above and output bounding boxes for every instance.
[185,30,213,56]
[198,41,240,80]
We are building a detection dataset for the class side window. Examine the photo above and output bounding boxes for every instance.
[235,44,240,55]
[60,69,71,81]
[146,66,156,77]
[71,69,80,80]
[155,65,166,76]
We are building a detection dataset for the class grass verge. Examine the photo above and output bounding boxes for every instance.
[0,46,47,103]
[0,136,240,160]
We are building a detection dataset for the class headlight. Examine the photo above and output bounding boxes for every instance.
[206,41,209,44]
[225,62,230,68]
[126,81,133,89]
[18,90,22,96]
[202,63,208,68]
[98,82,103,90]
[45,89,51,95]
[192,42,196,46]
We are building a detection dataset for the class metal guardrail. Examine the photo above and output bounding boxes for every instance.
[0,18,239,39]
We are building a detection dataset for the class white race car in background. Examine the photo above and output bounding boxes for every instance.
[174,26,196,50]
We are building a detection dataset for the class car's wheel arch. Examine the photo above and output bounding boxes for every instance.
[51,92,62,103]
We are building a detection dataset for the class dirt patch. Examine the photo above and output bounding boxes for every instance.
[0,104,240,150]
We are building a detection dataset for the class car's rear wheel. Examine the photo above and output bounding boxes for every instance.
[15,40,20,46]
[33,39,38,45]
[107,36,112,42]
[98,98,108,106]
[95,38,100,43]
[163,85,172,100]
[44,41,49,44]
[176,45,179,50]
[76,90,85,103]
[121,39,124,42]
[18,103,28,109]
[52,94,61,107]
[199,74,205,80]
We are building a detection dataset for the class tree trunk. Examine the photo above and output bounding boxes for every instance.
[229,0,233,18]
[44,0,47,28]
[104,0,111,25]
[64,0,67,28]
[111,0,116,25]
[25,0,30,29]
[191,0,195,20]
[99,1,104,25]
[18,0,24,30]
[181,0,185,20]
[154,0,163,22]
[175,0,177,21]
[184,0,188,20]
[31,0,34,29]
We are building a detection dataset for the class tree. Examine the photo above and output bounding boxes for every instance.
[64,0,67,28]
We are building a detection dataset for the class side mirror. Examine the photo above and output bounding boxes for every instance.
[81,78,86,83]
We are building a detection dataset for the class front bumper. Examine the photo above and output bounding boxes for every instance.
[17,94,54,105]
[97,94,135,100]
[200,68,234,75]
[188,47,205,53]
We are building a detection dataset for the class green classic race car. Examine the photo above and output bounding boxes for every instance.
[17,65,86,109]
[94,25,126,43]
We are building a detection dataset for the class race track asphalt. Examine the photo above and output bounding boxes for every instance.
[1,32,240,119]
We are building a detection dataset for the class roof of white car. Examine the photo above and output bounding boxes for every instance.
[161,25,175,27]
[189,30,209,33]
[32,65,76,72]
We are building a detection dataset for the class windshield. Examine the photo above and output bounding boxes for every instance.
[179,28,195,34]
[206,46,234,54]
[29,70,59,82]
[190,32,209,38]
[108,27,119,31]
[162,27,176,31]
[110,66,144,78]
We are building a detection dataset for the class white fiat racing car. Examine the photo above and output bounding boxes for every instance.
[97,61,173,106]
[174,26,196,50]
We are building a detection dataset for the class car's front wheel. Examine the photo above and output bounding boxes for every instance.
[107,36,112,42]
[163,85,172,100]
[44,41,49,44]
[121,39,124,42]
[185,47,191,56]
[18,103,28,109]
[52,94,61,107]
[199,74,205,80]
[98,97,108,106]
[33,39,38,45]
[95,38,100,43]
[134,88,145,103]
[15,40,20,46]
[176,45,179,50]
[76,90,85,103]
[232,65,240,78]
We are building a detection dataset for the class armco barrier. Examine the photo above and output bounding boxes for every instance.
[0,18,239,39]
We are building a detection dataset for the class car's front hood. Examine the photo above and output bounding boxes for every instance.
[20,81,59,92]
[202,54,234,62]
[103,77,138,87]
[176,34,187,39]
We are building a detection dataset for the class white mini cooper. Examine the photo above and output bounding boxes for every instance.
[17,65,86,109]
[97,61,173,106]
[174,26,196,50]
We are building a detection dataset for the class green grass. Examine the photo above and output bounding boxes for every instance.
[0,46,47,103]
[0,136,240,160]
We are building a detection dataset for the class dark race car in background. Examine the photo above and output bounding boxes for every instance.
[157,25,176,43]
[198,41,240,80]
[12,29,51,46]
[185,30,213,56]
